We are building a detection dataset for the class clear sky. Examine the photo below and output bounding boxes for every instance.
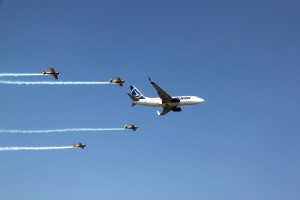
[0,0,300,199]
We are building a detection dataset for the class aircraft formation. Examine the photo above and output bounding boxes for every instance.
[0,67,204,151]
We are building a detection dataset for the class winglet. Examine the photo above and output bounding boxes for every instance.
[156,111,161,116]
[148,77,154,83]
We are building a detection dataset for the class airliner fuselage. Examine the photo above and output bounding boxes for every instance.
[136,96,203,107]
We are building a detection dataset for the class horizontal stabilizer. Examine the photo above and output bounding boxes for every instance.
[127,93,138,101]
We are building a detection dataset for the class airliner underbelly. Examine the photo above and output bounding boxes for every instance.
[137,99,161,107]
[137,99,195,107]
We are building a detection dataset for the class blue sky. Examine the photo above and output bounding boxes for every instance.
[0,0,300,199]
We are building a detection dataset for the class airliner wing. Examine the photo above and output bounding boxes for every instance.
[50,68,55,73]
[149,78,172,103]
[157,107,173,115]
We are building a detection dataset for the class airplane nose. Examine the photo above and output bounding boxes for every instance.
[198,98,205,103]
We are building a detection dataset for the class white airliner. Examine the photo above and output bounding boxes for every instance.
[127,78,205,116]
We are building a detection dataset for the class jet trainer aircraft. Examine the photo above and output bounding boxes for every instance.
[42,67,60,79]
[127,78,205,116]
[124,124,138,131]
[72,143,86,149]
[109,77,126,87]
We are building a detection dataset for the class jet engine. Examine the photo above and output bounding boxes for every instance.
[172,107,182,112]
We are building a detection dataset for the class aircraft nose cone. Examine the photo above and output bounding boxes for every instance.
[198,97,205,103]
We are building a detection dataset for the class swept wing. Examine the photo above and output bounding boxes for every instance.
[148,77,172,103]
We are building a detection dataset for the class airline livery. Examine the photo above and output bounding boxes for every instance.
[127,78,204,116]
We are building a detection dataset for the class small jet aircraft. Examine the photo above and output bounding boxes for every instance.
[124,124,138,131]
[127,78,205,116]
[42,67,60,79]
[72,143,86,149]
[109,77,126,87]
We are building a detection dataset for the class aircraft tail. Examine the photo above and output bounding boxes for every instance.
[127,93,138,107]
[130,86,146,100]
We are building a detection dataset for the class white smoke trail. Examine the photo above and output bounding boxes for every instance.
[0,146,73,151]
[0,80,110,85]
[0,128,126,134]
[0,73,44,77]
